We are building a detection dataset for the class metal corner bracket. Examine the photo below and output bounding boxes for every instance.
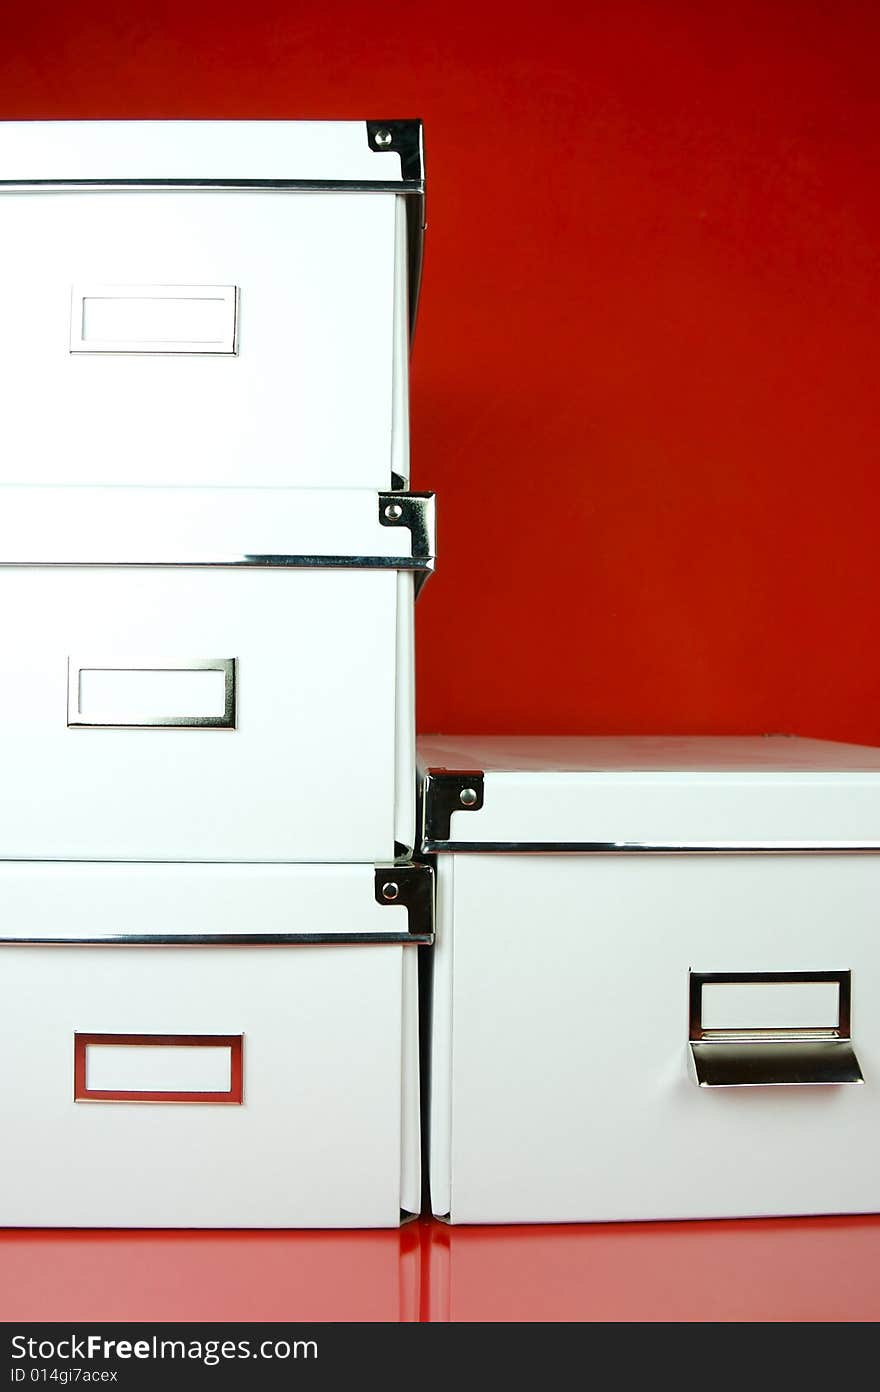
[366,120,424,183]
[374,863,434,943]
[421,769,485,849]
[366,119,425,339]
[378,491,436,597]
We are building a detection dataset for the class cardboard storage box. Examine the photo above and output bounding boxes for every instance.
[0,485,433,860]
[421,735,880,1224]
[0,860,431,1227]
[0,119,423,489]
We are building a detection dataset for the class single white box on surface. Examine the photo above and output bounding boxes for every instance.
[0,120,423,489]
[0,485,433,861]
[420,734,880,1224]
[0,859,431,1227]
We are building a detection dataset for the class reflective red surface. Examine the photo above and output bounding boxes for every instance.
[2,1217,880,1322]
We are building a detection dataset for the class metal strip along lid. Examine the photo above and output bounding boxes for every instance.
[0,119,426,335]
[418,734,880,853]
[0,487,436,592]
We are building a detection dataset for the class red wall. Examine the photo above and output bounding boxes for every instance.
[4,1,880,741]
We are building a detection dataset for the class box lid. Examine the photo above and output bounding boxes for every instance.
[419,735,880,850]
[0,485,435,587]
[0,120,426,334]
[0,120,422,185]
[0,861,433,945]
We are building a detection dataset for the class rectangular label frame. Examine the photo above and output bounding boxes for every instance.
[67,657,237,729]
[69,284,239,355]
[74,1032,243,1104]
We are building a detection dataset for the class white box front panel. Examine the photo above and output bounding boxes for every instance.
[0,190,402,487]
[0,942,411,1227]
[434,853,880,1223]
[0,567,408,860]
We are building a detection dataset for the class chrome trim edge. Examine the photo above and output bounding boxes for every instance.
[421,840,880,855]
[0,554,434,574]
[0,932,432,946]
[0,178,423,193]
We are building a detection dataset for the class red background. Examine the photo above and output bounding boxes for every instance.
[4,0,880,741]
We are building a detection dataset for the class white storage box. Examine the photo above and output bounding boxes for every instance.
[0,119,424,489]
[0,485,433,861]
[0,859,431,1227]
[421,734,880,1224]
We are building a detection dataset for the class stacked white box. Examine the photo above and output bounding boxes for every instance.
[0,120,433,1228]
[421,734,880,1224]
[0,120,422,489]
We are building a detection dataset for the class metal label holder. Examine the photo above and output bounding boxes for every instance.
[69,284,239,356]
[67,657,237,730]
[688,970,864,1087]
[74,1032,244,1104]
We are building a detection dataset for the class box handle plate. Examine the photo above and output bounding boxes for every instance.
[688,970,864,1087]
